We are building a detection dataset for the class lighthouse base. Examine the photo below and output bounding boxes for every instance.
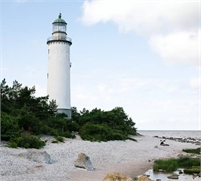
[57,108,72,119]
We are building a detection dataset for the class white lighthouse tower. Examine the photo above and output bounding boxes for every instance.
[47,13,72,118]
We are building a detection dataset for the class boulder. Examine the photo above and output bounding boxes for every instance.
[103,172,133,181]
[138,175,154,181]
[18,149,52,164]
[74,153,94,171]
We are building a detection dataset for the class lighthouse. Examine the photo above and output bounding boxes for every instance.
[47,13,72,118]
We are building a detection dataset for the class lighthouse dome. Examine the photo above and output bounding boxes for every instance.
[53,13,67,24]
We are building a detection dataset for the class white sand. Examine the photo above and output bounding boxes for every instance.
[0,132,200,181]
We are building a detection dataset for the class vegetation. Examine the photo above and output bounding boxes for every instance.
[184,166,200,174]
[153,157,200,173]
[55,136,64,142]
[73,106,137,141]
[1,79,137,148]
[182,147,201,154]
[9,134,45,149]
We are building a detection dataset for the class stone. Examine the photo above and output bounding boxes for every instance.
[103,172,133,181]
[167,175,179,179]
[74,153,94,171]
[138,175,154,181]
[18,149,52,164]
[178,169,183,174]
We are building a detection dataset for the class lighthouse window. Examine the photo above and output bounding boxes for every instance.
[48,49,50,54]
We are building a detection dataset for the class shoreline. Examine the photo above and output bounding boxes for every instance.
[0,131,200,181]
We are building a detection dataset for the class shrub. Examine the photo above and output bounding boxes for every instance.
[8,141,18,148]
[109,131,126,141]
[1,112,21,141]
[79,123,128,142]
[79,123,110,141]
[66,120,80,132]
[11,134,45,149]
[62,131,76,139]
[49,129,59,136]
[55,136,64,142]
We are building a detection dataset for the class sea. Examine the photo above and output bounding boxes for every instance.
[138,130,201,139]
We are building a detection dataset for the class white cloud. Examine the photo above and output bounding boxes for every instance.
[189,77,200,90]
[80,0,199,34]
[149,30,199,66]
[80,0,200,66]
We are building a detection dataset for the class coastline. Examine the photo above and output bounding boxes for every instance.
[0,131,200,181]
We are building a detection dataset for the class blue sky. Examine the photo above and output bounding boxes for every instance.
[1,0,200,130]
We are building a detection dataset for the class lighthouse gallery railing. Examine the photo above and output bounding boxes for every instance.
[47,36,72,43]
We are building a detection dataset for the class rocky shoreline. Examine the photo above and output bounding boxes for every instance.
[154,135,201,145]
[0,131,200,181]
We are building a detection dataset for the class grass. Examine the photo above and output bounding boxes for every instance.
[184,166,200,174]
[182,147,201,154]
[153,157,200,173]
[153,158,178,172]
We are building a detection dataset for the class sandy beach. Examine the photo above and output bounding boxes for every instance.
[0,131,200,181]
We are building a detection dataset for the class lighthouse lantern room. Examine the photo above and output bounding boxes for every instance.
[47,13,72,118]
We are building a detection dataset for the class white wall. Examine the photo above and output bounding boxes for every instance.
[47,41,71,109]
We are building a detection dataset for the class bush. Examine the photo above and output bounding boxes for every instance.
[49,129,59,136]
[79,123,128,142]
[55,136,64,142]
[1,112,21,141]
[79,123,110,141]
[66,120,80,132]
[8,141,18,148]
[10,134,45,149]
[62,131,76,139]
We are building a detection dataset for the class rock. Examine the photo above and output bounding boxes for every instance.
[167,174,179,179]
[193,173,198,179]
[18,149,52,164]
[138,175,154,181]
[178,169,183,174]
[74,153,94,171]
[156,179,161,181]
[158,169,164,172]
[103,172,133,181]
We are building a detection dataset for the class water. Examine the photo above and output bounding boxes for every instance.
[138,130,201,181]
[145,169,199,181]
[138,130,201,139]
